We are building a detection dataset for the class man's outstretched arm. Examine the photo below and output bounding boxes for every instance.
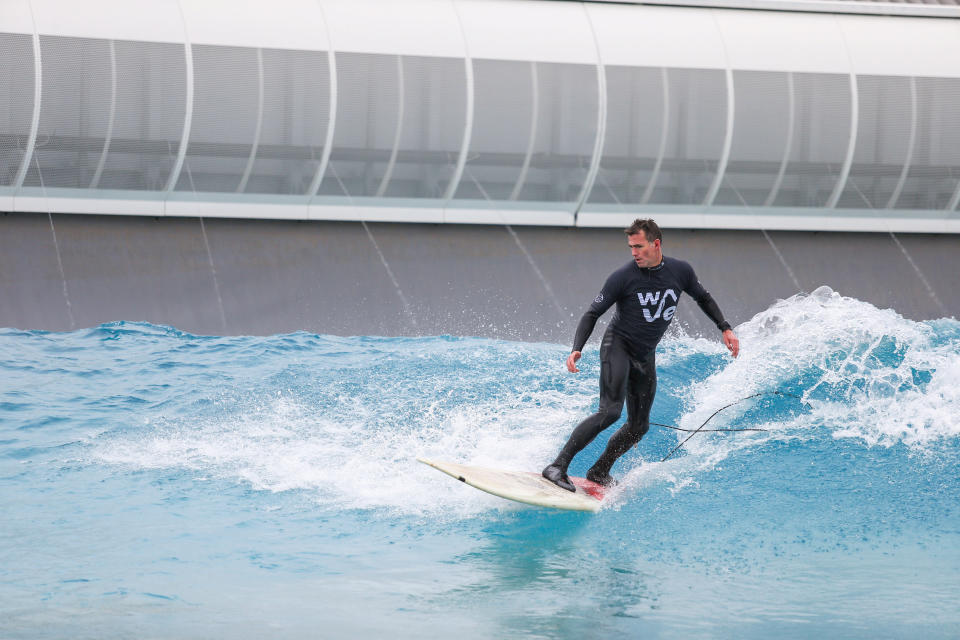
[694,292,739,358]
[566,308,601,373]
[567,272,622,372]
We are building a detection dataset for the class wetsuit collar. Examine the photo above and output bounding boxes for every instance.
[635,257,665,272]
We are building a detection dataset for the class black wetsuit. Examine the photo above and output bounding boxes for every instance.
[552,256,730,479]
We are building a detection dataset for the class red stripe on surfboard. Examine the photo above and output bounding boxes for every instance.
[570,476,606,501]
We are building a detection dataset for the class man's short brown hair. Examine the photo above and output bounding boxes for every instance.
[624,218,662,243]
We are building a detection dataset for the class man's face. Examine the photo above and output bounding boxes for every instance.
[628,232,661,268]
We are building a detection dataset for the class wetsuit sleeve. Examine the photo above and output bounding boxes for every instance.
[682,263,732,333]
[695,294,732,333]
[572,271,621,352]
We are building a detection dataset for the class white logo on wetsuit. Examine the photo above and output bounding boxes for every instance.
[594,293,604,304]
[637,289,678,322]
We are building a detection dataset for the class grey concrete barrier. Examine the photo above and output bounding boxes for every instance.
[1,213,956,342]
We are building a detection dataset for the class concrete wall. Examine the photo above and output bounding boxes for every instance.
[1,213,956,343]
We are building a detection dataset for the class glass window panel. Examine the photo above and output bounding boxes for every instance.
[8,28,958,219]
[245,48,329,196]
[714,70,791,207]
[772,73,851,208]
[380,55,466,200]
[837,75,913,209]
[646,68,727,205]
[24,36,112,189]
[453,58,533,202]
[514,62,598,203]
[317,51,399,198]
[95,39,186,191]
[894,76,960,211]
[588,66,664,206]
[175,45,259,193]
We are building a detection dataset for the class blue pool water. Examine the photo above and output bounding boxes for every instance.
[2,287,958,639]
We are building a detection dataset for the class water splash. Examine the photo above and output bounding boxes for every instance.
[681,286,958,450]
[4,290,957,520]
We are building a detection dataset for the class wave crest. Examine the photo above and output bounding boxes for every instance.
[683,286,959,449]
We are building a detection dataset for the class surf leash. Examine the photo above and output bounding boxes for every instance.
[658,391,805,462]
[651,423,768,433]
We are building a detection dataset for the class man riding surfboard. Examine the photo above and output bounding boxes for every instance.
[542,218,740,491]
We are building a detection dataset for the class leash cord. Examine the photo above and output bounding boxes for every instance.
[659,391,805,462]
[652,423,768,433]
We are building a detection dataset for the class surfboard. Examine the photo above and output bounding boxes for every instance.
[418,458,605,512]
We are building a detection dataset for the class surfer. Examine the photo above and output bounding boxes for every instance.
[542,218,739,491]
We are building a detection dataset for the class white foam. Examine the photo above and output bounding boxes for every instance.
[678,286,960,452]
[94,353,597,518]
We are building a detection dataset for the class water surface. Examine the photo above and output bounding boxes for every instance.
[2,288,958,638]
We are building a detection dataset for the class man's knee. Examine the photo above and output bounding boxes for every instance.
[626,417,650,439]
[599,404,624,427]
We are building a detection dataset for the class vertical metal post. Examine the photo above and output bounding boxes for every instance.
[376,55,405,198]
[704,13,734,208]
[827,41,859,209]
[14,6,42,189]
[764,72,795,207]
[704,67,734,206]
[165,0,194,193]
[237,47,264,193]
[574,4,607,223]
[948,82,960,211]
[886,76,916,209]
[948,168,960,212]
[442,56,473,201]
[444,0,474,202]
[90,40,117,189]
[509,61,538,202]
[641,68,669,204]
[307,48,338,197]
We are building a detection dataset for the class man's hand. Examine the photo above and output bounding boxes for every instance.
[566,351,582,373]
[722,329,739,358]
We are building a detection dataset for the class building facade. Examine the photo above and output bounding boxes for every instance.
[2,0,960,232]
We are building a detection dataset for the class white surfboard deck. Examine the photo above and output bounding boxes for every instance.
[418,458,605,512]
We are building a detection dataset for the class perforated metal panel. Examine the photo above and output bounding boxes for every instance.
[0,33,36,187]
[714,70,792,207]
[894,76,960,211]
[317,51,399,198]
[514,62,598,203]
[95,39,186,191]
[245,48,329,196]
[646,68,727,205]
[174,45,259,193]
[771,73,851,207]
[454,59,534,202]
[588,66,665,205]
[837,76,914,209]
[22,36,112,189]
